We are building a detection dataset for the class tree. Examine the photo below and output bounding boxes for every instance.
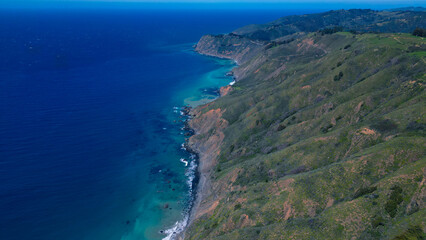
[412,27,426,37]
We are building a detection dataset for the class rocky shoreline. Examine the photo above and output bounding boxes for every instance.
[177,73,237,240]
[172,57,238,240]
[160,105,199,240]
[171,73,235,240]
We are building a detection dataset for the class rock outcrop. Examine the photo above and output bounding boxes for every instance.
[187,106,228,223]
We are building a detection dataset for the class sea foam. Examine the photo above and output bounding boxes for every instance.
[162,159,197,240]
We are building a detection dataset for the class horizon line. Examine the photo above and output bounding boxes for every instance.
[1,1,425,10]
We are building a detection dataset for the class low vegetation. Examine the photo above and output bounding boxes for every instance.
[187,9,425,240]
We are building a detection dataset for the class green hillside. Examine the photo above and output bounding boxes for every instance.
[185,30,425,239]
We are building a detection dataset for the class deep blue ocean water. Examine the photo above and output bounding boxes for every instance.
[0,8,318,240]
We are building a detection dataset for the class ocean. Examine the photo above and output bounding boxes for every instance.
[0,7,317,240]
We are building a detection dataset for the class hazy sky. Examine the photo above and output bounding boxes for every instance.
[1,0,425,9]
[4,0,424,2]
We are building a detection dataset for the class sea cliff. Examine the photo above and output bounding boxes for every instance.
[184,8,425,240]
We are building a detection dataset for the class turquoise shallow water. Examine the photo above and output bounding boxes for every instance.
[121,50,235,240]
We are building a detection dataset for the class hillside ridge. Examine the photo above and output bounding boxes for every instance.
[185,8,425,240]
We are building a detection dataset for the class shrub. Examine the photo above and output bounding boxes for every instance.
[385,185,403,218]
[406,121,425,131]
[324,90,333,97]
[333,72,344,81]
[229,144,235,152]
[277,124,287,131]
[334,75,339,81]
[371,119,398,133]
[371,215,385,228]
[392,225,425,240]
[289,165,307,175]
[319,26,343,35]
[321,124,333,133]
[412,27,426,37]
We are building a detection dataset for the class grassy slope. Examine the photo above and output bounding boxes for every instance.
[186,32,425,239]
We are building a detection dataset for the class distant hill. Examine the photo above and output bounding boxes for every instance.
[195,8,425,65]
[232,9,426,41]
[384,6,426,12]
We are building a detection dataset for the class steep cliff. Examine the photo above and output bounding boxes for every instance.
[187,105,228,221]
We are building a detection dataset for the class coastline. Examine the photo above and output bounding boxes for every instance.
[176,53,239,240]
[167,8,426,240]
[162,53,236,240]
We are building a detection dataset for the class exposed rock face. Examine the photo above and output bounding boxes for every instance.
[219,85,232,97]
[187,106,228,222]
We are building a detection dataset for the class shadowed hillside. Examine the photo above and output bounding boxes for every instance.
[233,9,426,41]
[195,9,425,65]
